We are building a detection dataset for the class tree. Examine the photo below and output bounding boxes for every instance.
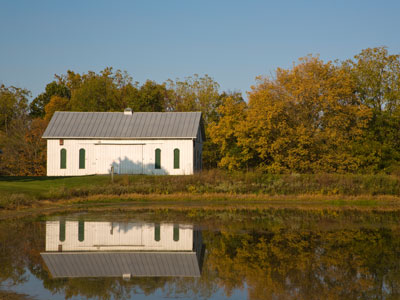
[241,56,371,173]
[0,85,29,135]
[344,47,400,171]
[68,68,123,112]
[166,74,221,124]
[0,117,46,176]
[127,80,168,112]
[208,93,248,170]
[29,81,70,118]
[166,74,228,169]
[44,95,70,122]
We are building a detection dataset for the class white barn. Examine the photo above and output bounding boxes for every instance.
[42,110,205,176]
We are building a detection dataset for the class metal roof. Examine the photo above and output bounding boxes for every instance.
[42,111,203,139]
[41,252,201,278]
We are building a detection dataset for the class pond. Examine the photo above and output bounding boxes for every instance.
[0,208,400,299]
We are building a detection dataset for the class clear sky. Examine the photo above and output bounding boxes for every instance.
[1,0,399,100]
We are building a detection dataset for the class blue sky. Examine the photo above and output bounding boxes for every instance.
[1,0,399,100]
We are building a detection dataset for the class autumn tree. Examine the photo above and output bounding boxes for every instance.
[44,95,70,122]
[208,92,248,170]
[0,85,44,176]
[240,56,371,173]
[0,117,47,176]
[0,85,29,135]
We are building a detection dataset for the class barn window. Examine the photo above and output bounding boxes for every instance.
[60,149,67,169]
[78,220,84,242]
[155,148,161,169]
[59,219,66,242]
[79,148,85,169]
[173,224,179,242]
[174,149,180,169]
[154,223,160,242]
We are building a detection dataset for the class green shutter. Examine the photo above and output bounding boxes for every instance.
[174,149,180,169]
[59,219,66,242]
[173,224,179,241]
[154,223,160,241]
[78,220,84,242]
[155,148,161,169]
[60,149,67,169]
[79,149,85,169]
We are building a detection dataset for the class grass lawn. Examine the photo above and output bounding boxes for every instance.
[0,175,109,198]
[1,171,400,212]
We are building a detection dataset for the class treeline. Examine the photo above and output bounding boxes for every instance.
[1,47,400,175]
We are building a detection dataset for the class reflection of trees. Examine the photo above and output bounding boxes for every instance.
[205,228,400,300]
[0,219,44,285]
[1,211,400,299]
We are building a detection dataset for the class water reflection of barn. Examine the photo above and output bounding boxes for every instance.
[41,220,204,278]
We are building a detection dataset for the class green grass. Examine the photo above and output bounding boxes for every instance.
[0,176,109,200]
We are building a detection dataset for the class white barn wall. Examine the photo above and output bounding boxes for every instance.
[47,138,194,176]
[45,221,194,252]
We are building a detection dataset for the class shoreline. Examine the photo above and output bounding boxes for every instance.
[2,193,400,220]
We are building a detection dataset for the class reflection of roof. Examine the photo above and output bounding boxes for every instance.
[42,111,203,139]
[41,252,201,278]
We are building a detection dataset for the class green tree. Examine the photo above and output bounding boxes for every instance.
[344,47,400,171]
[127,80,169,112]
[69,68,124,112]
[166,74,226,169]
[166,74,221,123]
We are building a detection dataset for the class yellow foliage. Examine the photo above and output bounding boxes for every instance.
[240,56,372,173]
[209,96,248,170]
[44,95,70,122]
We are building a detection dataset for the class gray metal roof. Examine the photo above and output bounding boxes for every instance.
[41,252,201,278]
[42,111,203,139]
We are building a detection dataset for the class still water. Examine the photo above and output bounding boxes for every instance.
[0,208,400,299]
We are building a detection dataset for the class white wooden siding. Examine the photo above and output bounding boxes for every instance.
[45,221,194,252]
[47,139,194,176]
